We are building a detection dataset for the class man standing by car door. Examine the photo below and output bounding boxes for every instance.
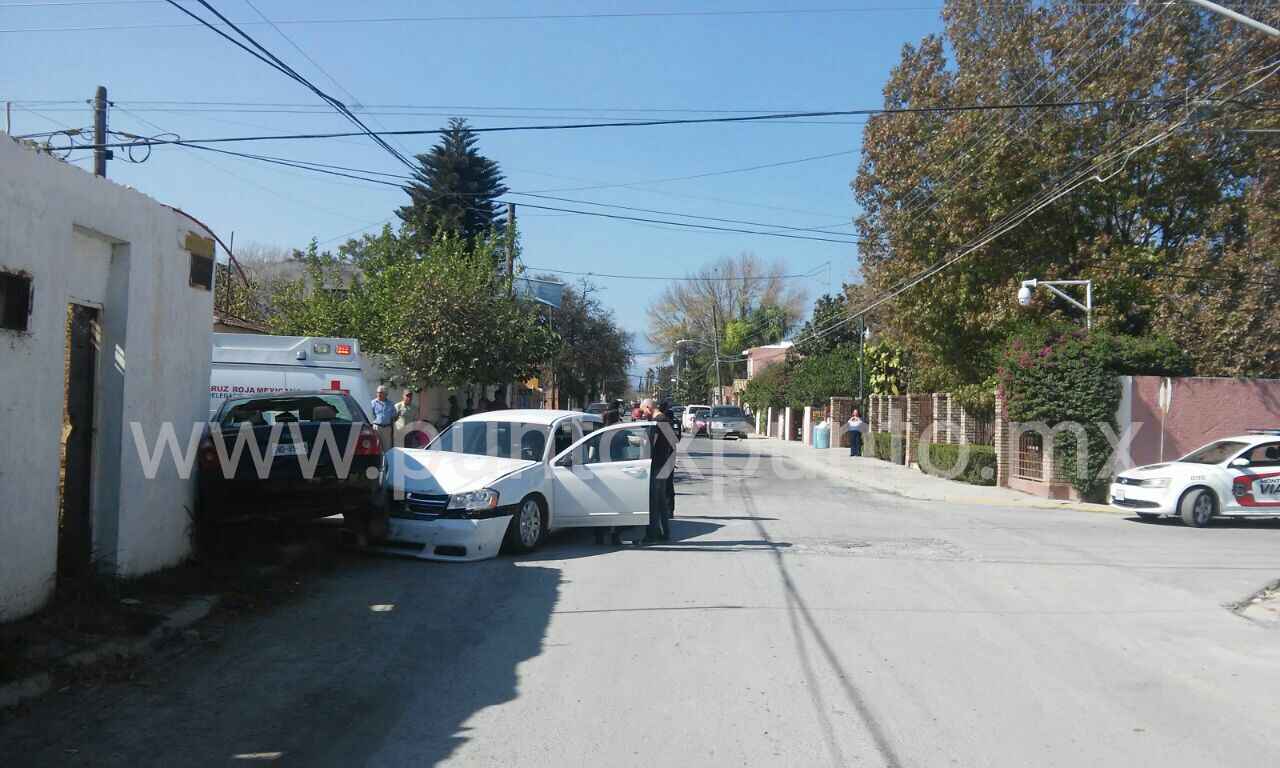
[371,386,396,451]
[639,398,674,544]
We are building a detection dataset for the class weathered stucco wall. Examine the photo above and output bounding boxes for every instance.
[0,136,214,620]
[1124,375,1280,467]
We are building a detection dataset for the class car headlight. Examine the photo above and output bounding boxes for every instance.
[447,488,499,511]
[712,421,725,429]
[1138,478,1171,488]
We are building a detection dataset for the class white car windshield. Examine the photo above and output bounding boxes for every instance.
[711,406,746,419]
[1180,440,1248,465]
[428,421,550,461]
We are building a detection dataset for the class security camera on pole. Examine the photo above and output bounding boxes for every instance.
[1016,278,1093,328]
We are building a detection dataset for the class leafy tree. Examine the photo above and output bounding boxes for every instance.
[269,228,553,388]
[397,118,509,246]
[785,343,863,407]
[853,1,1279,384]
[540,279,636,406]
[864,342,905,396]
[742,363,789,411]
[649,252,806,399]
[788,284,883,359]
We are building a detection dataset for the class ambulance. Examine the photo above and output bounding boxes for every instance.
[209,333,375,421]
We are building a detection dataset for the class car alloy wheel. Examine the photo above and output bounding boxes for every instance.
[1179,488,1215,528]
[518,498,542,548]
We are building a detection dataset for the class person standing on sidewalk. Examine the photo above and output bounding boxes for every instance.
[370,386,396,451]
[396,389,423,448]
[846,409,869,457]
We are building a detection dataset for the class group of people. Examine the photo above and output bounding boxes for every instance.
[444,390,509,425]
[369,386,514,450]
[369,386,429,450]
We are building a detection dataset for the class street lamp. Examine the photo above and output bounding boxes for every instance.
[1017,278,1093,328]
[858,321,872,404]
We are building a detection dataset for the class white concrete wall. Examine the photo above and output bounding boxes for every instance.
[0,137,215,620]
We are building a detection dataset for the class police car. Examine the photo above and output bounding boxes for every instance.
[1110,430,1280,526]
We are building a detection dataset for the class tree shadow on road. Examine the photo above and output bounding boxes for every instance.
[0,553,564,768]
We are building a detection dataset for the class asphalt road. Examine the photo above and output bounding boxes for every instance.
[7,437,1280,767]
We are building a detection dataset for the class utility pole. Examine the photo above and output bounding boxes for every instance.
[859,317,866,405]
[505,203,516,283]
[92,85,110,178]
[711,306,722,405]
[4,101,11,135]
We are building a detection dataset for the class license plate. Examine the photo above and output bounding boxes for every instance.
[1113,486,1125,501]
[274,443,306,456]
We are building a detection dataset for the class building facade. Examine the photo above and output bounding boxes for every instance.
[0,137,216,620]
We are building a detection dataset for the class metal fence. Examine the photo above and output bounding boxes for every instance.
[1015,431,1043,480]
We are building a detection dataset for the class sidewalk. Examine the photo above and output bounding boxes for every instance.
[754,436,1118,514]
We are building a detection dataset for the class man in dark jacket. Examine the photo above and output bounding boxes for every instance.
[658,401,678,519]
[639,398,674,544]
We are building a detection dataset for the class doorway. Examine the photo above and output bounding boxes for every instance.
[58,303,100,587]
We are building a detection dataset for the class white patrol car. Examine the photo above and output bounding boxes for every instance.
[1110,430,1280,526]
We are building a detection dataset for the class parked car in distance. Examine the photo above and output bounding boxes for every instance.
[378,410,655,561]
[692,410,711,437]
[198,391,384,532]
[708,405,754,440]
[583,402,610,416]
[683,404,709,433]
[1109,430,1280,526]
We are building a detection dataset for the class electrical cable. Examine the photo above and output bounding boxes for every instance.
[88,97,1172,149]
[166,0,417,171]
[792,45,1277,348]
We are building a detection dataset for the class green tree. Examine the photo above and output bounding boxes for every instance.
[397,118,509,245]
[269,228,553,388]
[540,279,636,406]
[853,1,1279,385]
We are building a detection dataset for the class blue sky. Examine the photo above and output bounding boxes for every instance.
[2,0,946,372]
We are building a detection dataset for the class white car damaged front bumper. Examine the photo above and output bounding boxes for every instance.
[379,515,512,562]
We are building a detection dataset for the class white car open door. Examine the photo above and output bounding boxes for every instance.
[551,423,652,527]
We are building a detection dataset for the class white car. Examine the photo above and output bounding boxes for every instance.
[1109,430,1280,526]
[682,404,709,433]
[378,410,656,561]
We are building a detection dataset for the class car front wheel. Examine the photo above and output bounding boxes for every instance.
[1179,488,1215,528]
[504,495,546,554]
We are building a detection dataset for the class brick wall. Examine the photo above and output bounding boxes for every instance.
[995,387,1011,486]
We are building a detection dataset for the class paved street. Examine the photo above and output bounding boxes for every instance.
[7,438,1280,767]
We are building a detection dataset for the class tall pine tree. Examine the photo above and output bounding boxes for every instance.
[397,118,509,244]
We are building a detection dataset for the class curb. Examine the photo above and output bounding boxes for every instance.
[768,441,1119,514]
[0,594,221,712]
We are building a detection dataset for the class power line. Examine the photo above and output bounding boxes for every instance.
[511,193,858,239]
[89,98,1169,148]
[792,47,1279,348]
[164,0,417,171]
[505,201,860,244]
[0,6,990,34]
[523,264,828,282]
[237,0,415,160]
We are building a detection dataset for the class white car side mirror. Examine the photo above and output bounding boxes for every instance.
[1228,457,1251,468]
